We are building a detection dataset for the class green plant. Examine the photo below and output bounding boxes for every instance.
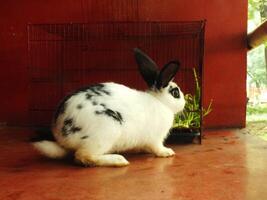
[173,68,213,129]
[247,104,267,115]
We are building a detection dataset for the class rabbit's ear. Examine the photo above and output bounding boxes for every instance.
[134,48,159,88]
[156,61,180,89]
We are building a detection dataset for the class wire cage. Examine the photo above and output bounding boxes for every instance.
[27,21,206,143]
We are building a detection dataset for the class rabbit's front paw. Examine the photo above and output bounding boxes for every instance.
[153,147,175,157]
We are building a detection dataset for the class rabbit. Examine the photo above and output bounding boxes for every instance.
[32,48,185,167]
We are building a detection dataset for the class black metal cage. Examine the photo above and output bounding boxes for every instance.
[28,21,206,143]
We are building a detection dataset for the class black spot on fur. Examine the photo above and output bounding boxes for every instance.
[89,88,101,96]
[92,101,98,106]
[71,127,82,133]
[89,83,111,96]
[85,93,93,100]
[81,135,89,139]
[95,108,123,124]
[85,84,111,100]
[77,104,83,109]
[62,126,68,136]
[64,118,73,125]
[100,103,106,108]
[101,90,110,95]
[62,118,82,136]
[95,110,101,115]
[62,125,82,136]
[54,83,110,120]
[91,83,105,90]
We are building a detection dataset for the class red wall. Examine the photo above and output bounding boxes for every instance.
[0,0,248,128]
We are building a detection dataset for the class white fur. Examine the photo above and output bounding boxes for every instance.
[33,141,68,159]
[35,81,185,167]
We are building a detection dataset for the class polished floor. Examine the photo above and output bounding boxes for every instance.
[0,127,267,200]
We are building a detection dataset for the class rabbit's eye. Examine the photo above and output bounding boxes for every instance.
[169,88,180,99]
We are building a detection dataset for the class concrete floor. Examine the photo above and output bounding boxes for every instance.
[0,128,267,200]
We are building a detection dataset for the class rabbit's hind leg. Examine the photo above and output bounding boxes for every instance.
[75,148,129,167]
[74,128,129,167]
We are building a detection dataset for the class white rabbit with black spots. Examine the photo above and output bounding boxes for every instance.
[32,48,185,167]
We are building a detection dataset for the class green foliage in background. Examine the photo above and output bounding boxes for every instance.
[247,104,267,122]
[248,0,263,21]
[173,68,212,129]
[248,0,267,89]
[247,104,267,115]
[248,46,267,87]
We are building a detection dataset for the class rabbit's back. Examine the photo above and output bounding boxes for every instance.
[52,82,173,151]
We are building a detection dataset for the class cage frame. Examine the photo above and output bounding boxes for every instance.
[27,20,206,143]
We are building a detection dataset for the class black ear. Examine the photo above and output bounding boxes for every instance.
[156,61,180,89]
[133,48,159,88]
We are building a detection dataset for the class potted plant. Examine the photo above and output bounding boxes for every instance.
[166,68,213,144]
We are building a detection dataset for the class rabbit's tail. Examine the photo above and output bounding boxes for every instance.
[32,140,68,159]
[30,127,68,159]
